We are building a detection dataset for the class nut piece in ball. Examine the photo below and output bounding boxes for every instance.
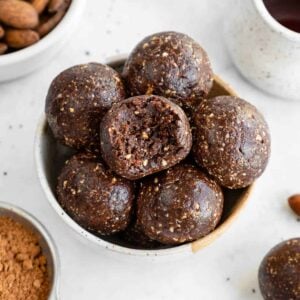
[100,95,192,180]
[123,31,213,113]
[192,96,271,189]
[137,164,224,245]
[46,63,126,151]
[259,238,300,300]
[57,152,135,235]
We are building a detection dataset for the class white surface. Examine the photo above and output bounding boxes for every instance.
[224,0,300,101]
[0,0,299,299]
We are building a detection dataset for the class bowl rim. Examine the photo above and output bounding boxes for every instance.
[0,0,86,66]
[34,56,254,256]
[253,0,300,42]
[0,201,60,298]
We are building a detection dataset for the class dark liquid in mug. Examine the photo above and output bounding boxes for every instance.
[263,0,300,33]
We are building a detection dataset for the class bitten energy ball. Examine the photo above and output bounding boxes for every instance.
[57,152,134,235]
[100,95,192,180]
[193,96,271,189]
[46,63,126,151]
[123,31,213,112]
[137,164,224,245]
[259,238,300,300]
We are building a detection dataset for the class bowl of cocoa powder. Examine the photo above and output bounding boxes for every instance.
[0,201,59,299]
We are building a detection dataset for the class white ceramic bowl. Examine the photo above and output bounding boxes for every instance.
[0,0,85,82]
[34,56,253,258]
[0,201,60,299]
[224,0,300,100]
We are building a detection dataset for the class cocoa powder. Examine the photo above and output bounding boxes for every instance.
[0,216,50,300]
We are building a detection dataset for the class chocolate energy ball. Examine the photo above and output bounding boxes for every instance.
[137,164,224,245]
[123,31,213,112]
[57,152,135,235]
[100,95,192,180]
[46,63,126,151]
[259,238,300,300]
[192,96,271,189]
[121,222,162,249]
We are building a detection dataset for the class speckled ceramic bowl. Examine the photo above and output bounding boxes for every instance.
[224,0,300,100]
[34,55,254,258]
[0,201,60,299]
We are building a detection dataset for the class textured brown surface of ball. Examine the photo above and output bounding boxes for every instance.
[137,164,224,245]
[46,63,126,151]
[259,238,300,300]
[57,152,135,235]
[123,31,213,112]
[192,96,271,189]
[100,95,192,180]
[121,222,162,249]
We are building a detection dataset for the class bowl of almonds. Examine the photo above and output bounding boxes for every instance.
[0,0,85,82]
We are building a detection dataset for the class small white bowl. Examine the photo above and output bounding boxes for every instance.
[0,0,86,82]
[0,201,60,299]
[224,0,300,100]
[34,56,253,258]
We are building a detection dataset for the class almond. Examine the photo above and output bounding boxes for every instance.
[37,2,68,37]
[48,0,65,13]
[5,29,40,49]
[0,25,5,39]
[31,0,50,14]
[0,0,39,29]
[288,194,300,216]
[0,43,8,55]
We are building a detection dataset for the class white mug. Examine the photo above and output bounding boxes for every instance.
[224,0,300,101]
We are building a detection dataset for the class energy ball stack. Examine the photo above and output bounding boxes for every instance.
[45,31,271,248]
